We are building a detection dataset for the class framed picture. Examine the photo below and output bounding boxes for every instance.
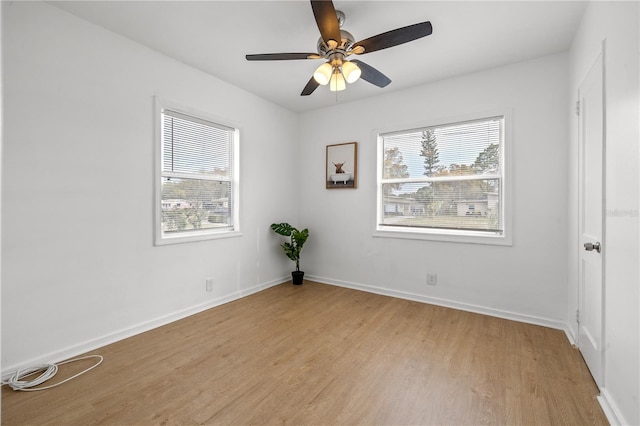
[326,142,357,189]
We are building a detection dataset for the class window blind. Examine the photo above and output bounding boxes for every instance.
[159,109,236,237]
[162,109,233,179]
[379,116,504,234]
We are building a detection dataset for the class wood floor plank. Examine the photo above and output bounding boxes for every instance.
[2,281,608,425]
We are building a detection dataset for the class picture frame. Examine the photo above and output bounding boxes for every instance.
[326,142,357,189]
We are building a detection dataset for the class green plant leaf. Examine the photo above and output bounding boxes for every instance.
[271,222,294,237]
[292,229,309,249]
[281,242,297,262]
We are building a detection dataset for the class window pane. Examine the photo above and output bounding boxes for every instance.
[161,177,232,235]
[382,118,502,179]
[162,112,232,178]
[381,179,501,232]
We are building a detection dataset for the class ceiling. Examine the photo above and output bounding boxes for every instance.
[50,1,588,113]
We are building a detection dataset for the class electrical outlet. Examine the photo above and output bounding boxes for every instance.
[205,278,214,292]
[427,273,437,286]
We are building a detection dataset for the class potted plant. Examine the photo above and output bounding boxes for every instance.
[270,222,309,285]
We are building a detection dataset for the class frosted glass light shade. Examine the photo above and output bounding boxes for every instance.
[341,61,361,84]
[313,63,333,85]
[330,71,346,92]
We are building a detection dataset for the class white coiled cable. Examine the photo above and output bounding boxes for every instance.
[2,355,103,391]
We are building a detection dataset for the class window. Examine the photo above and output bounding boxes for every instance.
[155,101,239,245]
[376,115,509,244]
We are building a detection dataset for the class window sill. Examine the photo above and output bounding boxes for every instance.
[155,230,242,246]
[373,226,511,246]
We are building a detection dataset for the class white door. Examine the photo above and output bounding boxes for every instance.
[577,52,605,388]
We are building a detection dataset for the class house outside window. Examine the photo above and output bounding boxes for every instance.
[155,100,240,245]
[376,114,510,245]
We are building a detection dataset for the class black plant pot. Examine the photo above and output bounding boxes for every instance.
[291,271,304,285]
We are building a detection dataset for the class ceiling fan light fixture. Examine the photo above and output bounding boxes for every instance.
[341,61,361,84]
[313,62,333,85]
[246,2,433,97]
[329,70,346,92]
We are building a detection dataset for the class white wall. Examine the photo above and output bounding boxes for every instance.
[298,53,570,327]
[568,2,640,424]
[1,1,299,371]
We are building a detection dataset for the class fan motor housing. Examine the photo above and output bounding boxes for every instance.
[317,29,356,57]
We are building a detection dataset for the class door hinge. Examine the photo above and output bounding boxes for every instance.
[575,100,580,116]
[576,309,580,324]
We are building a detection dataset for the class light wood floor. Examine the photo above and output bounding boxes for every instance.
[2,281,607,425]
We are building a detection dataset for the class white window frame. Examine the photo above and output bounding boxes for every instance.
[154,97,241,245]
[374,111,512,246]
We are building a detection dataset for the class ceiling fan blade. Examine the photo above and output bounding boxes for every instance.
[246,53,321,61]
[310,0,341,45]
[353,21,432,54]
[351,60,391,88]
[301,76,320,96]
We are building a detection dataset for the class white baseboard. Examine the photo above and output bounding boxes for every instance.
[307,274,570,333]
[2,277,288,379]
[563,322,578,345]
[597,387,627,426]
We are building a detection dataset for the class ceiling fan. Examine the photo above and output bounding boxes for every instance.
[245,1,433,96]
